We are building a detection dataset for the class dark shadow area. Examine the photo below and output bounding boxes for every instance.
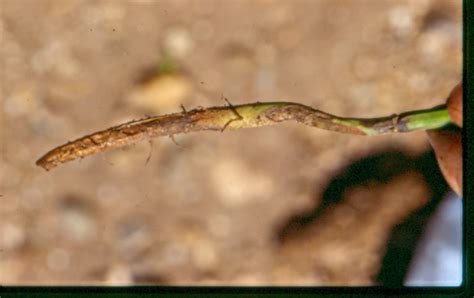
[276,148,449,286]
[377,150,449,286]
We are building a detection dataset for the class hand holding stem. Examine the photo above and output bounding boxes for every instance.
[427,83,463,197]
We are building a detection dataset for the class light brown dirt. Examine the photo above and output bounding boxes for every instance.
[0,0,461,285]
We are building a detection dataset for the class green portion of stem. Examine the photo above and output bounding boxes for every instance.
[329,105,452,136]
[401,107,451,131]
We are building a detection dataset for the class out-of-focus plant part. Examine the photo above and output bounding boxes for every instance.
[36,101,452,171]
[127,52,192,114]
[157,53,179,75]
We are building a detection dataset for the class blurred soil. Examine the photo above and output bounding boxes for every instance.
[0,0,461,285]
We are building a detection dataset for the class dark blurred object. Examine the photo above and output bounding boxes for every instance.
[276,149,448,285]
[377,150,448,285]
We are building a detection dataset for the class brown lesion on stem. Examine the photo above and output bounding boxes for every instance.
[36,101,450,171]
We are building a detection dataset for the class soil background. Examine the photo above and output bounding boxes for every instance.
[0,0,461,285]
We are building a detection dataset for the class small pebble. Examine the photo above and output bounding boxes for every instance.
[417,19,458,63]
[31,41,79,77]
[387,6,416,39]
[1,222,26,251]
[116,220,149,259]
[211,159,273,207]
[4,87,38,117]
[59,198,96,243]
[163,28,194,59]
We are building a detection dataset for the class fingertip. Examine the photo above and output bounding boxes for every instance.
[447,83,462,127]
[426,130,463,197]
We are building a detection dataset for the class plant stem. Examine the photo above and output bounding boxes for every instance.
[333,104,451,135]
[400,106,451,131]
[36,101,452,171]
